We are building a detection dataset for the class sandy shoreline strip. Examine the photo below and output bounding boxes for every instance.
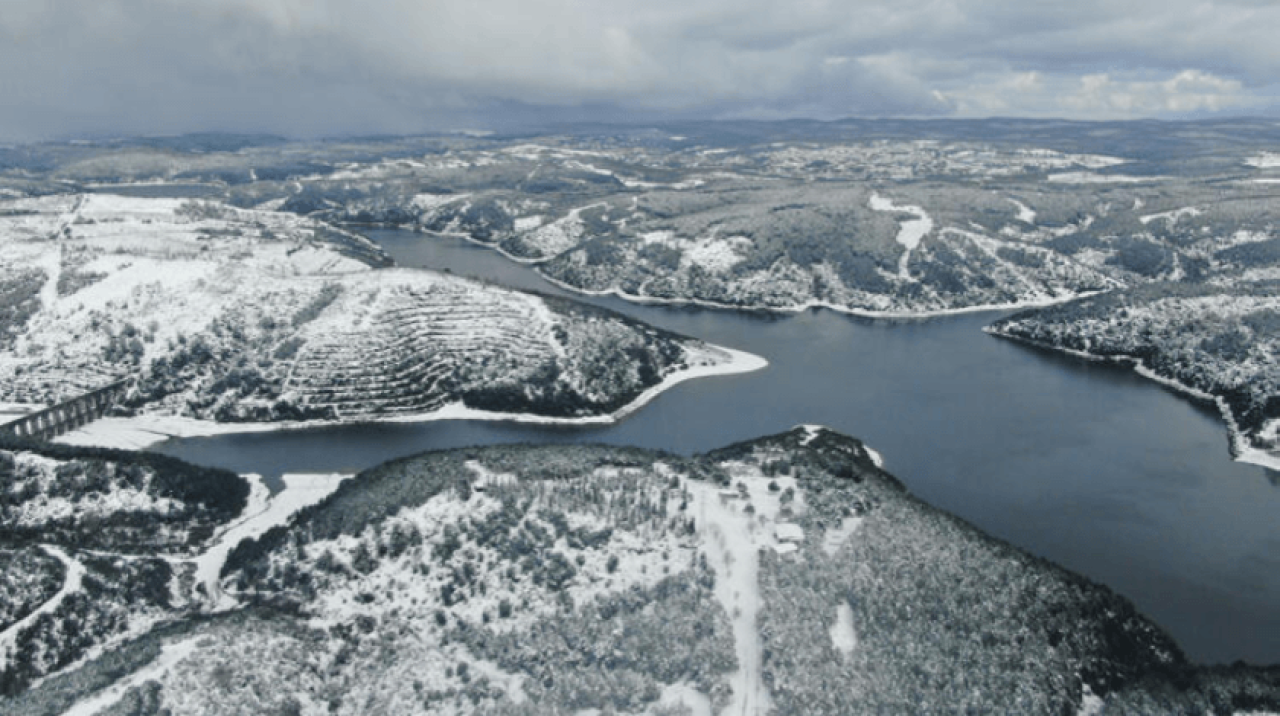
[55,343,767,451]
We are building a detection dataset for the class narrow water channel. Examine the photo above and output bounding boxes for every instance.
[157,228,1280,665]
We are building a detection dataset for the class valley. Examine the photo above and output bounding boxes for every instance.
[1,120,1279,713]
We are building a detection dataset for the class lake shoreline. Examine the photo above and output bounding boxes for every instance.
[55,344,766,452]
[984,326,1280,472]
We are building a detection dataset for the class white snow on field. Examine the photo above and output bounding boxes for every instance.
[1245,152,1280,168]
[0,545,84,672]
[796,424,825,445]
[411,192,469,212]
[57,415,280,451]
[775,523,804,542]
[829,602,857,658]
[0,403,42,424]
[0,193,386,402]
[1139,206,1202,226]
[193,473,349,610]
[6,487,180,528]
[465,460,519,491]
[1046,172,1165,184]
[685,469,784,716]
[657,683,712,716]
[62,637,202,716]
[1009,198,1036,224]
[513,214,544,231]
[863,445,884,468]
[517,202,610,258]
[1077,683,1105,716]
[640,229,753,273]
[868,193,934,280]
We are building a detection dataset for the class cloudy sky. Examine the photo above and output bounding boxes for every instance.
[2,0,1278,140]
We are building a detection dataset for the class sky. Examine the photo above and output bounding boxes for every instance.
[1,0,1279,141]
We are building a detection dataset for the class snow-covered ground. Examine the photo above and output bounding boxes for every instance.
[1008,198,1036,224]
[61,637,202,716]
[868,193,935,280]
[1046,172,1165,183]
[683,466,797,715]
[191,473,349,610]
[1139,206,1202,226]
[0,544,85,673]
[1245,152,1280,169]
[56,344,766,451]
[639,229,754,274]
[829,602,857,658]
[7,192,753,431]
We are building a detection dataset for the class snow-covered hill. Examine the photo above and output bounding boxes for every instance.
[0,194,759,435]
[0,442,248,696]
[11,430,1275,715]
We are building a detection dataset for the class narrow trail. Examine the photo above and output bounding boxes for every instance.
[687,480,773,716]
[61,637,202,716]
[37,194,84,312]
[0,544,85,672]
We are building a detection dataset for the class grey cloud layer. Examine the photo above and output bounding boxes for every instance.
[0,0,1276,139]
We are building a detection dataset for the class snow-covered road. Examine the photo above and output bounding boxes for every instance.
[0,544,85,673]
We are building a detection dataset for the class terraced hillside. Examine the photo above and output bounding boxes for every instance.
[0,194,756,431]
[8,429,1276,715]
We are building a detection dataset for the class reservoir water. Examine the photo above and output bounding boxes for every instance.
[157,228,1280,665]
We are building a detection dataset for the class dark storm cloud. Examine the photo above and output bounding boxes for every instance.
[0,0,1276,140]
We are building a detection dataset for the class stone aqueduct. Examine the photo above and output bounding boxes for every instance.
[0,379,132,442]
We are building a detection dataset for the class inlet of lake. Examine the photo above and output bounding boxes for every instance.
[156,228,1280,665]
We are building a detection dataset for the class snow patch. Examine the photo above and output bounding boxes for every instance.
[1077,683,1105,716]
[657,683,712,716]
[513,215,544,231]
[1245,152,1280,168]
[863,446,884,468]
[640,229,753,273]
[829,602,857,658]
[193,473,349,610]
[796,424,825,445]
[1009,198,1036,224]
[411,193,469,212]
[1046,172,1165,184]
[1140,206,1202,226]
[868,193,934,280]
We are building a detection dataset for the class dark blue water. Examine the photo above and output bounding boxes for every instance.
[157,228,1280,665]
